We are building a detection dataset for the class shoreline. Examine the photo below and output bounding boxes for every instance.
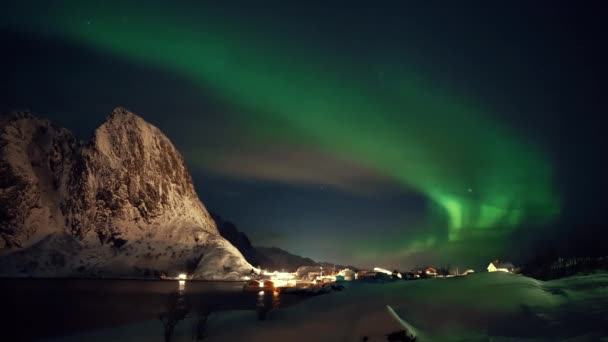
[0,276,248,282]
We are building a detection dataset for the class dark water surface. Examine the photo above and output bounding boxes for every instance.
[0,278,304,341]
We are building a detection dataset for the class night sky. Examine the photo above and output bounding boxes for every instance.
[2,1,606,270]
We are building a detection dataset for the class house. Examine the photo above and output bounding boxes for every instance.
[338,268,357,281]
[411,267,437,278]
[425,267,437,277]
[487,261,515,273]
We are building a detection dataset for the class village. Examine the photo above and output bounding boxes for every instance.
[240,260,518,294]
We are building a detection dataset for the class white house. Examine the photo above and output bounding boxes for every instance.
[338,268,357,281]
[487,261,515,273]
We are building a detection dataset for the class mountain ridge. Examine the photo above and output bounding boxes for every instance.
[212,212,357,272]
[0,108,252,279]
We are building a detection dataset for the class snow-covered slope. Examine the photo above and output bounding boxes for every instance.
[0,108,252,279]
[204,272,608,341]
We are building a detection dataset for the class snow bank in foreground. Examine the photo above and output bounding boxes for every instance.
[49,272,608,341]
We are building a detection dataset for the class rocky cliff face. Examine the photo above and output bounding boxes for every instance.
[63,108,219,246]
[0,108,252,279]
[0,111,78,248]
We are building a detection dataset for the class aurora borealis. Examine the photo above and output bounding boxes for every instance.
[2,2,606,269]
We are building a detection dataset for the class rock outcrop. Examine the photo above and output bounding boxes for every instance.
[0,108,252,279]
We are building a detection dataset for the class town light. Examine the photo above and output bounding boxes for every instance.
[263,270,297,288]
[272,279,287,287]
[178,273,187,280]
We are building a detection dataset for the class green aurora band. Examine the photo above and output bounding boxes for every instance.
[5,3,560,258]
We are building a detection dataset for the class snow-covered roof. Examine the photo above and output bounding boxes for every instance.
[491,262,515,269]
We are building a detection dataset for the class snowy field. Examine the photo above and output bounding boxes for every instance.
[50,272,608,341]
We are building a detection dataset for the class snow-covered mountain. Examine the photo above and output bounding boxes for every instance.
[0,108,252,279]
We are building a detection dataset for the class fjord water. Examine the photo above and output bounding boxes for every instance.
[0,279,294,340]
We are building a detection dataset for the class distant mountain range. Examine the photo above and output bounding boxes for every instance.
[212,213,356,272]
[0,108,348,279]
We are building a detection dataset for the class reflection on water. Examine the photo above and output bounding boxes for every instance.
[256,290,281,321]
[0,278,309,340]
[160,280,189,341]
[273,289,281,310]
